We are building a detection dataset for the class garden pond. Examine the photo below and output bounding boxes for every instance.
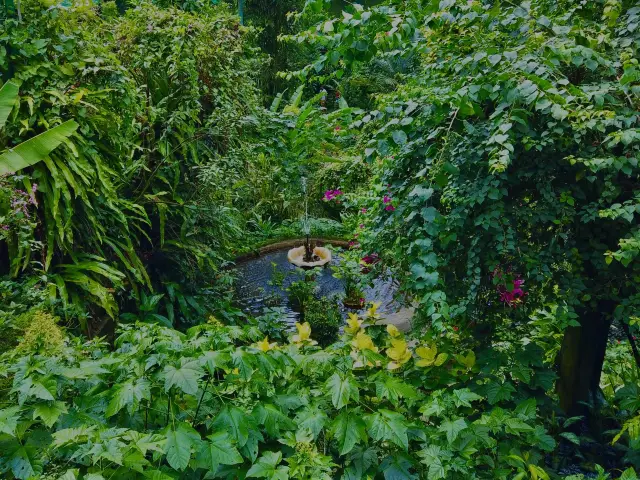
[233,246,401,326]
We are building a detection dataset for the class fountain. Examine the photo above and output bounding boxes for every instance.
[287,178,332,268]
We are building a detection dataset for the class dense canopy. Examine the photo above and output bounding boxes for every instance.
[0,0,639,479]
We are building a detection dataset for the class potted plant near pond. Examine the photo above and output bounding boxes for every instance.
[331,250,366,309]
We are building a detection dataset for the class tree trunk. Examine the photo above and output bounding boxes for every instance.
[556,302,612,419]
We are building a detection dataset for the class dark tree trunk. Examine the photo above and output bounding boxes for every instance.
[556,302,613,420]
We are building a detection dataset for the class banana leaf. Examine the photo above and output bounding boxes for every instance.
[0,81,19,129]
[0,120,78,175]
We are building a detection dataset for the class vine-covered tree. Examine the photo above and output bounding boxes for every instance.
[289,0,640,419]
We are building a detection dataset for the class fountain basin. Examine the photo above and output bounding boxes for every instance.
[287,246,332,268]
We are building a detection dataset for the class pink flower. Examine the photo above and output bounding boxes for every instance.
[498,277,527,307]
[383,195,391,204]
[361,208,367,214]
[334,126,341,131]
[323,189,344,201]
[361,253,379,265]
[385,205,395,211]
[359,224,365,229]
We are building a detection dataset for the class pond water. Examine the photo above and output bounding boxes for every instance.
[233,247,400,326]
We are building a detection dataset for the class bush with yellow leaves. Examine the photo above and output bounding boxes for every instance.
[16,310,65,355]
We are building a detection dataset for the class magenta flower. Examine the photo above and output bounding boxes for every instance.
[361,253,379,265]
[498,277,527,307]
[323,189,344,201]
[383,195,391,204]
[361,208,367,214]
[359,223,365,229]
[385,205,395,211]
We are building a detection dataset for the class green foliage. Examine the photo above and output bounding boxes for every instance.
[288,0,640,437]
[15,310,65,355]
[0,0,263,325]
[0,319,558,479]
[303,296,341,346]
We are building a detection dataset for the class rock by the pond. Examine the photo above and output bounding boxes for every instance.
[377,306,415,332]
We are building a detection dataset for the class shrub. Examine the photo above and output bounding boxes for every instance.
[0,320,563,479]
[303,296,341,346]
[16,310,65,355]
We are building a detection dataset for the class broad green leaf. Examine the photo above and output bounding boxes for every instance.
[163,422,200,471]
[438,418,467,443]
[418,445,450,480]
[376,376,419,405]
[326,372,359,409]
[106,379,150,417]
[380,454,417,480]
[232,349,255,380]
[201,351,231,374]
[0,120,78,175]
[344,446,378,479]
[125,432,165,456]
[620,468,638,480]
[61,361,110,379]
[0,81,19,129]
[33,401,67,428]
[514,398,537,419]
[0,406,21,436]
[504,418,534,435]
[365,409,409,451]
[451,389,482,408]
[4,439,42,480]
[163,361,203,395]
[57,469,79,480]
[392,130,408,145]
[532,426,556,452]
[295,407,328,440]
[246,451,289,479]
[52,426,95,447]
[213,406,254,447]
[331,411,367,455]
[195,431,243,472]
[486,381,515,404]
[253,403,296,438]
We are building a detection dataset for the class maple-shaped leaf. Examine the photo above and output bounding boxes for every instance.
[246,451,289,479]
[253,403,296,438]
[438,417,467,443]
[213,405,256,448]
[106,379,150,417]
[195,431,243,472]
[486,381,515,405]
[33,401,67,427]
[330,411,367,455]
[295,406,328,440]
[326,372,359,409]
[451,389,482,408]
[0,406,21,436]
[365,409,409,451]
[163,361,203,396]
[163,422,200,471]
